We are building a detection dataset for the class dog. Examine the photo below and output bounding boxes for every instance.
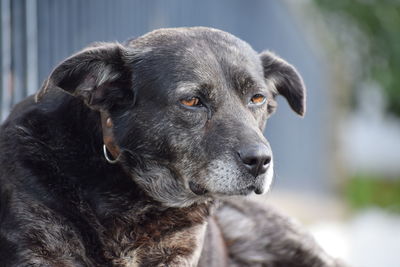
[0,27,343,266]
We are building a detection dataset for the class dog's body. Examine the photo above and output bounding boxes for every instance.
[0,27,341,266]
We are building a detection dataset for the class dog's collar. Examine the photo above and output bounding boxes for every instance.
[100,111,121,163]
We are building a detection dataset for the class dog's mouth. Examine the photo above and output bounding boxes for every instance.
[236,185,259,195]
[188,181,262,196]
[189,181,209,195]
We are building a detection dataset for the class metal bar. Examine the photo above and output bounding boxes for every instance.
[11,0,25,104]
[1,0,12,121]
[26,0,38,96]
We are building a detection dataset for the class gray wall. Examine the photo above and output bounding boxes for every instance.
[0,0,332,193]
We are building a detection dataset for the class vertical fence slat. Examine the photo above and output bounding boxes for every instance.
[26,0,38,96]
[11,0,26,104]
[1,0,11,121]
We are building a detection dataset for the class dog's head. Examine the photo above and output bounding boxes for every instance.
[38,27,305,207]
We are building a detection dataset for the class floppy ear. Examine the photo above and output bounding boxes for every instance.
[36,42,133,111]
[259,51,306,116]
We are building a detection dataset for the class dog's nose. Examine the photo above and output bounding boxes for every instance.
[238,145,271,177]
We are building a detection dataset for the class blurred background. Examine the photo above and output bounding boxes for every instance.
[1,0,399,266]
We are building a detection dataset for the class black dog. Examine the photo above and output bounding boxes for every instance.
[0,27,342,266]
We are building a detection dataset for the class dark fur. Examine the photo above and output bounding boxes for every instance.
[0,27,342,266]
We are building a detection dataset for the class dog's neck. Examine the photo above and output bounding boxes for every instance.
[95,194,211,266]
[69,164,212,266]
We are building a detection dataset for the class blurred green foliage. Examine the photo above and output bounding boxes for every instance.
[314,0,400,117]
[345,174,400,213]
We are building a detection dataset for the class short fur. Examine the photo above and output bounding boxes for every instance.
[0,27,342,266]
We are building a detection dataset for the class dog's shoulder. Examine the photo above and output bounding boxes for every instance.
[0,91,106,266]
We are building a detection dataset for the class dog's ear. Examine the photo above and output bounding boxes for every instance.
[259,51,306,116]
[36,42,133,111]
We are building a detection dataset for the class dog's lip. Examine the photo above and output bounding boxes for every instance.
[189,182,255,196]
[237,185,257,195]
[189,181,208,195]
[189,180,262,196]
[214,186,255,196]
[254,187,263,194]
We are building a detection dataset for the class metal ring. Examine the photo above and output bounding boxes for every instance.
[103,144,120,164]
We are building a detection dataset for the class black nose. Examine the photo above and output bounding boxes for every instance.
[238,145,271,177]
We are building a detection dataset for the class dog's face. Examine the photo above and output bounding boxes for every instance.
[38,27,305,207]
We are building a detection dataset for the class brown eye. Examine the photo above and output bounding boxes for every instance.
[250,94,266,105]
[180,97,201,107]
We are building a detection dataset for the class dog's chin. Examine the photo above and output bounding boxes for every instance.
[189,166,274,198]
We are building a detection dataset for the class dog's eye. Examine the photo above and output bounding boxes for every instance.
[250,94,266,105]
[180,97,202,107]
